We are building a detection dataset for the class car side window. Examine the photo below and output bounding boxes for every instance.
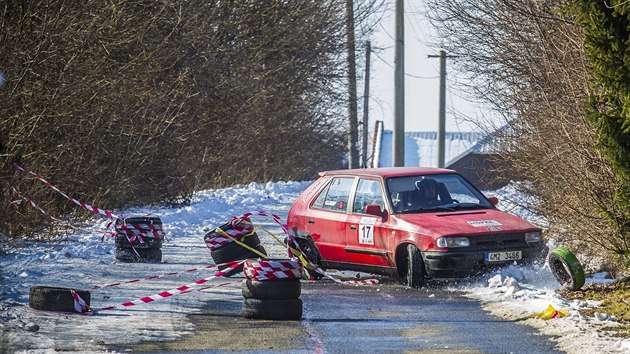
[311,177,354,212]
[311,181,331,209]
[352,179,384,214]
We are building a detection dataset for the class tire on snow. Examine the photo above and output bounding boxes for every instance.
[29,286,91,312]
[242,298,302,320]
[548,247,585,291]
[242,279,301,300]
[115,247,162,263]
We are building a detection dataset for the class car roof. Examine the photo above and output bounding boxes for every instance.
[319,167,457,178]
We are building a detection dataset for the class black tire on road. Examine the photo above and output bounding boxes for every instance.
[29,286,91,312]
[242,298,303,320]
[115,247,162,263]
[211,233,267,277]
[114,234,163,249]
[405,244,425,288]
[115,216,163,230]
[548,247,585,291]
[242,279,301,299]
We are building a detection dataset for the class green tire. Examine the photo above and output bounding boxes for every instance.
[548,247,585,291]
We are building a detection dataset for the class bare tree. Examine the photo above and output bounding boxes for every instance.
[0,1,382,240]
[426,0,627,270]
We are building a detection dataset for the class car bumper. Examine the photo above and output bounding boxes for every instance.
[422,244,549,278]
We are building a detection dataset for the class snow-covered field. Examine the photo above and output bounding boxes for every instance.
[1,180,629,353]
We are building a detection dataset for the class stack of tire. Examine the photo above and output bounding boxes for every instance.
[204,218,267,276]
[115,216,164,263]
[241,258,303,320]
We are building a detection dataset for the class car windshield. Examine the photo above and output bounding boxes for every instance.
[386,174,493,214]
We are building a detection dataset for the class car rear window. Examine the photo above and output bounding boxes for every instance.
[311,177,354,212]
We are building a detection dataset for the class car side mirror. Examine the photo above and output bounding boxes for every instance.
[365,204,386,218]
[488,197,499,206]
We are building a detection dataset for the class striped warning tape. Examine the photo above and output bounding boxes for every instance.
[70,290,92,313]
[13,165,165,261]
[230,211,380,286]
[341,278,379,285]
[88,264,224,291]
[14,164,119,219]
[243,259,302,281]
[204,219,255,250]
[119,222,164,239]
[14,165,163,239]
[76,261,244,315]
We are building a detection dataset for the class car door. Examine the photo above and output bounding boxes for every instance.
[305,176,355,262]
[345,178,391,266]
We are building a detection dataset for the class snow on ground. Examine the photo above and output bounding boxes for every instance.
[0,181,308,353]
[1,180,629,353]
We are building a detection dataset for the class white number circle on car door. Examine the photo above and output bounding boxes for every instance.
[358,217,377,245]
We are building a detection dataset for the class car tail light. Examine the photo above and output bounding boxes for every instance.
[436,237,470,248]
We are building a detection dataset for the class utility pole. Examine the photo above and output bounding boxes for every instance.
[393,0,404,167]
[346,0,359,169]
[428,50,457,168]
[361,41,371,168]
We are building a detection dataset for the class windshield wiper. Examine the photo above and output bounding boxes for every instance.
[442,203,489,211]
[401,205,457,213]
[400,203,489,214]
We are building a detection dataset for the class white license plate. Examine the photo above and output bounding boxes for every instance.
[485,250,522,262]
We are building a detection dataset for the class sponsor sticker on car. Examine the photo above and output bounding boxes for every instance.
[468,220,502,227]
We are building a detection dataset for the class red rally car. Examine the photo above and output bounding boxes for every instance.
[287,167,548,288]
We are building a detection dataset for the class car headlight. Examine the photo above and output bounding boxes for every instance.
[436,237,470,248]
[525,231,542,243]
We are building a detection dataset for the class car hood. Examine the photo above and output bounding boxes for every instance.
[394,208,539,237]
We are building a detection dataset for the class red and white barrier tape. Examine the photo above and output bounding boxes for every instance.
[13,165,165,260]
[9,186,118,240]
[88,264,225,291]
[204,219,255,250]
[341,278,379,285]
[117,220,165,241]
[76,261,244,315]
[243,259,302,281]
[230,211,379,286]
[71,290,92,313]
[15,164,119,219]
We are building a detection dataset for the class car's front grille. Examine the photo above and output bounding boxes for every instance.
[468,233,528,250]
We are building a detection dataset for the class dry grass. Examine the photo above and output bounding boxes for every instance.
[560,279,630,336]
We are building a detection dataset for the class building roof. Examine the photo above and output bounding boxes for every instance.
[320,167,457,178]
[375,130,483,168]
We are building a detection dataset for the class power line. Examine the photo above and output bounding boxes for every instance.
[373,51,439,79]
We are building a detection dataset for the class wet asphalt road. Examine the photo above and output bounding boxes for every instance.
[130,279,562,353]
[300,281,561,353]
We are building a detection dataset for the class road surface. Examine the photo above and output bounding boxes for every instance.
[127,278,562,353]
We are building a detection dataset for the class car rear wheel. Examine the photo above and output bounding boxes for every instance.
[406,244,425,288]
[295,238,324,280]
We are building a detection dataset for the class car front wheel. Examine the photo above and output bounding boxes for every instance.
[406,244,425,288]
